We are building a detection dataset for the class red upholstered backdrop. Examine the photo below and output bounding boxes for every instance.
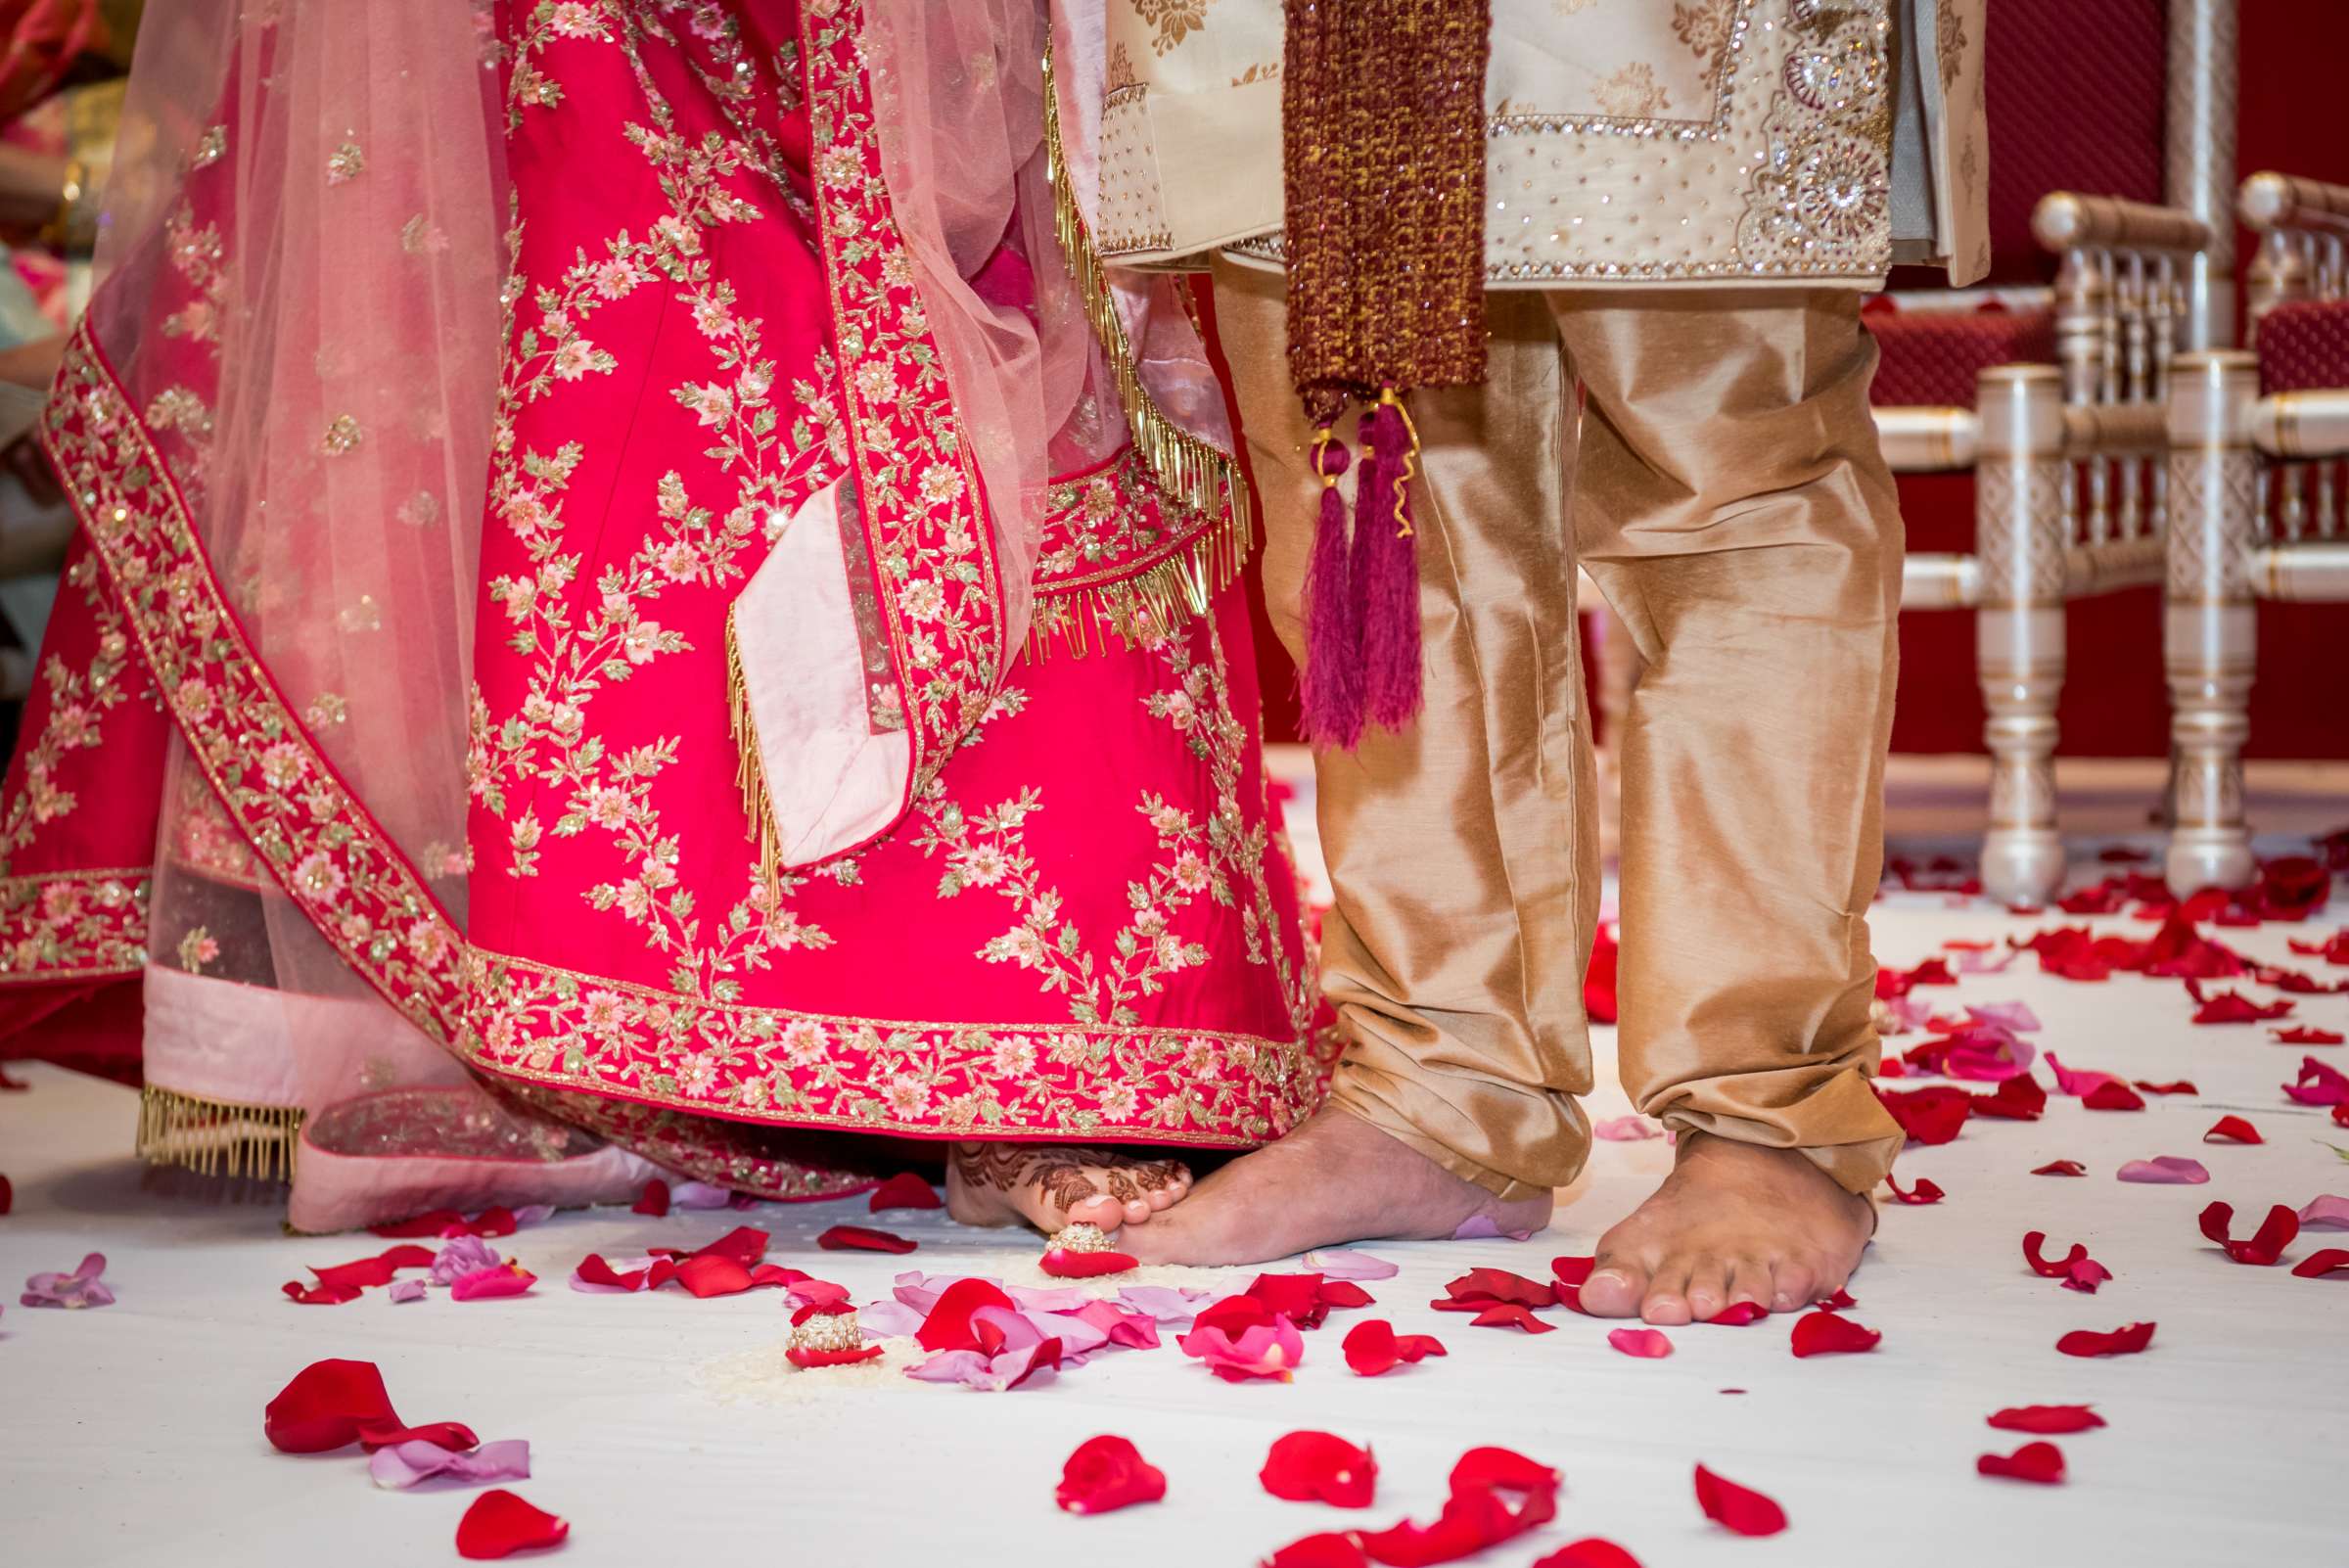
[1231,0,2349,759]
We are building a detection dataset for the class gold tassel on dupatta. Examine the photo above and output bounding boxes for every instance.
[136,1084,303,1181]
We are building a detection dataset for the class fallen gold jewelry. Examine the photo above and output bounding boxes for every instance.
[1048,1222,1115,1253]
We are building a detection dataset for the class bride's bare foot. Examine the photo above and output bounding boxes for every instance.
[1579,1131,1874,1324]
[1121,1105,1553,1267]
[944,1142,1192,1234]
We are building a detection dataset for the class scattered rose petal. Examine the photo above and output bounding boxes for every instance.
[1354,1450,1560,1566]
[1693,1464,1786,1537]
[631,1179,669,1218]
[282,1280,364,1306]
[568,1254,654,1293]
[1988,1405,2104,1435]
[2204,1115,2263,1145]
[2045,1051,2125,1096]
[2298,1194,2349,1228]
[2055,1321,2155,1358]
[1585,923,1619,1024]
[301,1245,437,1293]
[358,1421,481,1453]
[388,1278,428,1304]
[1590,1116,1659,1141]
[1040,1247,1137,1279]
[371,1439,531,1491]
[2198,1201,2299,1265]
[1789,1310,1880,1357]
[1262,1431,1378,1508]
[2289,1249,2349,1279]
[1607,1327,1673,1359]
[2083,1081,2147,1112]
[21,1252,114,1309]
[1304,1249,1402,1282]
[1704,1302,1771,1326]
[1972,1074,2048,1121]
[1532,1543,1643,1568]
[1342,1318,1446,1376]
[0,1173,11,1214]
[1056,1435,1165,1514]
[1434,1268,1556,1313]
[1876,1085,1970,1144]
[1977,1442,2065,1485]
[263,1360,400,1453]
[1550,1256,1594,1315]
[1884,1174,1945,1205]
[856,1300,925,1339]
[918,1278,1020,1353]
[2188,980,2294,1025]
[2135,1080,2198,1095]
[2117,1157,2209,1184]
[1467,1302,1555,1333]
[455,1489,569,1560]
[1115,1284,1209,1323]
[2023,1231,2112,1292]
[817,1224,916,1254]
[906,1338,1062,1392]
[2275,1026,2346,1045]
[1177,1296,1305,1382]
[450,1265,536,1302]
[1448,1214,1537,1242]
[431,1236,502,1286]
[867,1172,942,1212]
[1816,1287,1859,1311]
[2033,1160,2088,1176]
[2285,1056,2349,1106]
[1264,1534,1369,1568]
[669,1180,733,1209]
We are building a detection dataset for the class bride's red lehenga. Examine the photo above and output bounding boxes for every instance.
[0,0,1327,1228]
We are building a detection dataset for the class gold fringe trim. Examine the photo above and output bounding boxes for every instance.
[1038,44,1255,634]
[135,1084,302,1182]
[724,605,788,895]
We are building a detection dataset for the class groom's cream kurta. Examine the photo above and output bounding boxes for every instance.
[1091,1,1991,1200]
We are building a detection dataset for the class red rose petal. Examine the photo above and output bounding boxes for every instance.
[305,1244,436,1292]
[1449,1447,1559,1497]
[2032,1160,2088,1176]
[1584,923,1619,1024]
[2055,1321,2155,1357]
[263,1360,403,1453]
[1038,1246,1138,1278]
[1693,1463,1786,1537]
[671,1253,756,1298]
[2134,1080,2198,1095]
[1972,1075,2048,1121]
[867,1172,942,1212]
[1703,1301,1770,1326]
[2198,1200,2299,1266]
[631,1179,670,1217]
[1876,1084,1971,1144]
[2203,1115,2263,1145]
[1264,1534,1371,1568]
[1261,1431,1379,1508]
[1789,1310,1880,1358]
[1816,1287,1859,1311]
[815,1224,916,1254]
[1532,1543,1644,1568]
[2188,981,2295,1025]
[572,1254,650,1291]
[1436,1268,1555,1310]
[650,1224,769,1267]
[370,1208,466,1238]
[2290,1248,2349,1278]
[2286,1055,2349,1105]
[1884,1174,1945,1205]
[1467,1302,1554,1333]
[785,1344,885,1368]
[2022,1230,2110,1295]
[1607,1327,1673,1359]
[1342,1318,1446,1376]
[0,1173,11,1214]
[1251,1273,1337,1328]
[2082,1081,2147,1111]
[918,1277,1019,1352]
[1976,1441,2066,1485]
[1988,1405,2104,1435]
[282,1280,364,1306]
[2276,1026,2346,1044]
[455,1489,570,1560]
[1056,1434,1166,1515]
[357,1419,481,1453]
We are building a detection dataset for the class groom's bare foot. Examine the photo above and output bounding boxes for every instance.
[1121,1106,1553,1267]
[944,1142,1192,1233]
[1580,1131,1873,1324]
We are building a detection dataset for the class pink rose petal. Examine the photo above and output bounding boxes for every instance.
[21,1252,113,1309]
[369,1439,531,1491]
[904,1338,1061,1392]
[1450,1215,1536,1242]
[2045,1052,2125,1097]
[2297,1195,2349,1229]
[2116,1157,2211,1184]
[388,1279,428,1304]
[1115,1285,1211,1323]
[856,1301,926,1338]
[449,1265,536,1301]
[1607,1327,1674,1359]
[669,1180,734,1209]
[1591,1115,1661,1142]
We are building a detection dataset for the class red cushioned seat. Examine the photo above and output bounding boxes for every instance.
[1865,309,2056,407]
[2256,298,2349,394]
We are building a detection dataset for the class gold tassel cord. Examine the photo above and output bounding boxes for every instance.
[135,1084,303,1182]
[724,607,787,897]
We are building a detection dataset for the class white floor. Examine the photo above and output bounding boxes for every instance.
[5,764,2348,1568]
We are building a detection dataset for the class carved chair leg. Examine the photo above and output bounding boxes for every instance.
[1975,366,2070,909]
[2163,350,2260,895]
